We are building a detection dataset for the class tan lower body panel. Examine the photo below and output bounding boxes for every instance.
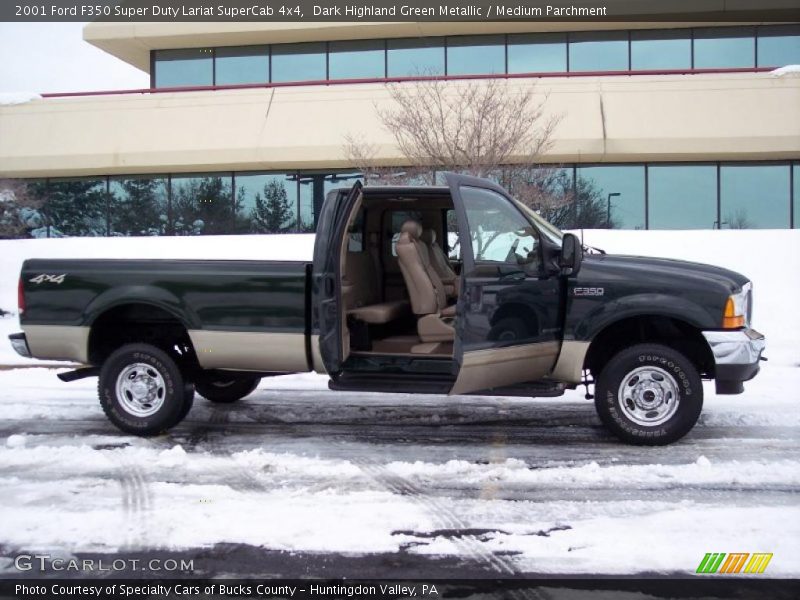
[188,330,309,372]
[451,341,561,395]
[22,325,90,364]
[549,340,591,384]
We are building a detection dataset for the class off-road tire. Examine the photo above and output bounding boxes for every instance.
[98,343,186,436]
[595,343,703,445]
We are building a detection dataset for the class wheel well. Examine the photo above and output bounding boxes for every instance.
[88,303,199,372]
[584,315,714,378]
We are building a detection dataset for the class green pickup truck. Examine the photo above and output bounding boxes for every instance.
[10,174,765,445]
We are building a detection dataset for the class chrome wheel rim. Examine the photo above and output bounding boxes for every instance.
[116,362,166,417]
[618,366,680,426]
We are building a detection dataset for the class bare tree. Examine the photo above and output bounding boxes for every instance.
[725,209,752,230]
[343,77,591,222]
[378,77,558,177]
[342,135,436,185]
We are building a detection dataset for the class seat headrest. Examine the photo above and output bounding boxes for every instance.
[421,229,436,245]
[400,219,422,238]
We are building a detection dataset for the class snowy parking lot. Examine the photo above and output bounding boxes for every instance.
[0,359,798,578]
[0,230,798,578]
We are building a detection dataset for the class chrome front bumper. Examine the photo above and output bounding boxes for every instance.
[702,328,766,394]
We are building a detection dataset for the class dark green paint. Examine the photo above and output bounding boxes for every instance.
[21,259,308,333]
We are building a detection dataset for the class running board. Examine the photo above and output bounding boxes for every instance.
[329,372,565,397]
[329,372,454,395]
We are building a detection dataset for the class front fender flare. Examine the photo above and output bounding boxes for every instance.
[573,293,716,342]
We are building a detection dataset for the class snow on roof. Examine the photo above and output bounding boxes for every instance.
[770,65,800,77]
[0,92,42,106]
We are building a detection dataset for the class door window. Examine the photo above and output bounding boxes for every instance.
[444,209,461,260]
[460,186,541,269]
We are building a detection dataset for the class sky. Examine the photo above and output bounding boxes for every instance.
[0,23,147,94]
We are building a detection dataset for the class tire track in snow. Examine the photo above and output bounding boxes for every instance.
[354,459,551,599]
[108,454,153,551]
[354,458,516,574]
[184,405,269,493]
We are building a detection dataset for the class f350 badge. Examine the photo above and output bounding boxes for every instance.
[573,287,604,296]
[29,274,66,284]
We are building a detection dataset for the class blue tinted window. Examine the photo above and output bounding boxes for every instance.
[648,165,717,230]
[447,35,505,75]
[794,165,799,229]
[757,25,800,67]
[170,174,234,235]
[569,32,628,71]
[109,177,169,236]
[576,166,645,229]
[329,40,385,79]
[507,33,567,73]
[154,49,213,87]
[236,173,299,233]
[694,27,755,68]
[271,43,326,82]
[631,29,691,70]
[298,172,362,231]
[721,165,790,229]
[215,46,268,85]
[46,178,108,237]
[387,38,445,76]
[526,167,575,229]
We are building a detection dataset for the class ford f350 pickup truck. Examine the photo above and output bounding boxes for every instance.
[9,174,766,445]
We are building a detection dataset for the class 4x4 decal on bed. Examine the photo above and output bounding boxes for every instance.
[29,274,66,284]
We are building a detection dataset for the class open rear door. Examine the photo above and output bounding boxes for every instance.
[312,181,363,374]
[446,174,562,395]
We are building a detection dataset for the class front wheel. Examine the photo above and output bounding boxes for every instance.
[99,343,187,436]
[594,343,703,445]
[195,375,260,404]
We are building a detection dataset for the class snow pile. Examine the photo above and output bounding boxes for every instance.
[0,92,42,106]
[770,64,800,77]
[385,457,800,487]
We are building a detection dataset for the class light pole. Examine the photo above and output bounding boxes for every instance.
[607,192,621,228]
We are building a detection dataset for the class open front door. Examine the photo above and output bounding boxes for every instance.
[446,174,563,395]
[312,181,363,374]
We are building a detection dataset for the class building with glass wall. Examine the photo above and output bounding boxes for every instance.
[0,13,798,237]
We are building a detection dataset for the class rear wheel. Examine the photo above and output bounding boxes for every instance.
[195,375,260,404]
[594,343,703,445]
[99,343,186,436]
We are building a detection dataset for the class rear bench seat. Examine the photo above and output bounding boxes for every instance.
[343,251,410,324]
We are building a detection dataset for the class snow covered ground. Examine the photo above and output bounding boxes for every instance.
[0,230,798,578]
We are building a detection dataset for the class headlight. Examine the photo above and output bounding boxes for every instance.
[723,282,751,329]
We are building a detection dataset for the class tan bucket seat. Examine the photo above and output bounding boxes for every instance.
[395,220,456,343]
[420,229,459,297]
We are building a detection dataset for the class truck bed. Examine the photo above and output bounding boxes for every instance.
[19,259,313,372]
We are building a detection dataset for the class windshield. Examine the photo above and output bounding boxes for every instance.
[510,197,564,246]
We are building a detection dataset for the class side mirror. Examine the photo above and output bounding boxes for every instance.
[559,233,583,275]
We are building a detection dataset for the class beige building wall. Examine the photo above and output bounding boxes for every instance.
[1,72,798,179]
